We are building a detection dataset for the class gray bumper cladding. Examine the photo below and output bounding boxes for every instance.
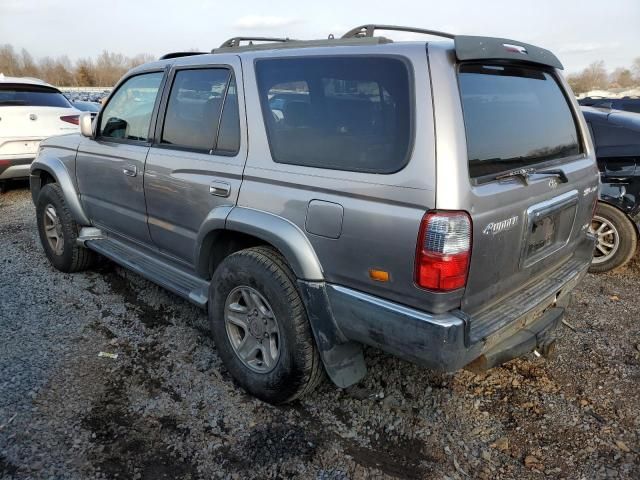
[300,240,593,386]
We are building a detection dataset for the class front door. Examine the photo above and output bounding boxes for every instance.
[144,59,246,263]
[76,71,165,243]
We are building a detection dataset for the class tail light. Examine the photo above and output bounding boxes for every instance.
[415,211,472,291]
[60,115,79,125]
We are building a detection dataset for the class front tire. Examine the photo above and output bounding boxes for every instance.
[36,183,97,273]
[589,202,637,273]
[209,246,323,404]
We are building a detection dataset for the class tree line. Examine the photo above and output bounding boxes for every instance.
[567,58,640,94]
[1,43,639,94]
[0,44,155,87]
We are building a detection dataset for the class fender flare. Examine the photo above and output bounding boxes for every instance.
[194,206,324,280]
[30,155,91,226]
[597,198,640,236]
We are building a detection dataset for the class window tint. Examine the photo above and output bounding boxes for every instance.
[256,56,412,173]
[215,76,240,154]
[99,72,163,141]
[458,64,580,179]
[162,68,233,151]
[0,85,72,107]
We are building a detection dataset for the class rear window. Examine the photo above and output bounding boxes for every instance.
[0,84,72,108]
[255,56,412,174]
[458,64,581,179]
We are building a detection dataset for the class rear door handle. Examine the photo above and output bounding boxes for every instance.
[123,165,137,177]
[209,181,231,197]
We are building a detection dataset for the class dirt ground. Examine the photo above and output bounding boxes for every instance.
[1,183,638,479]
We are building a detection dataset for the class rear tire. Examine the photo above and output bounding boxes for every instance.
[209,246,323,404]
[589,202,637,273]
[36,183,97,273]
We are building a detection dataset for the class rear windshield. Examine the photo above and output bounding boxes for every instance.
[458,64,581,179]
[0,84,72,108]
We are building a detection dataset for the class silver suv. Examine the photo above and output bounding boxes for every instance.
[30,25,599,404]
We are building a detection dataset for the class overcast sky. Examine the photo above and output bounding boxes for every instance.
[1,0,638,73]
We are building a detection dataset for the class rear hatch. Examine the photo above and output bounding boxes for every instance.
[0,83,79,156]
[453,63,598,317]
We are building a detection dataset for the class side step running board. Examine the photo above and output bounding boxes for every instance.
[84,236,210,308]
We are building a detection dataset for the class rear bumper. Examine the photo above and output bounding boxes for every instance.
[307,233,594,378]
[0,156,35,180]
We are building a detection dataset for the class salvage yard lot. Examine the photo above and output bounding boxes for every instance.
[0,185,638,480]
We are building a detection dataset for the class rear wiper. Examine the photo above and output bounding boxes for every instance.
[495,167,568,185]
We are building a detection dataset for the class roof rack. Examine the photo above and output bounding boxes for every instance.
[218,37,293,49]
[342,24,455,40]
[159,51,206,60]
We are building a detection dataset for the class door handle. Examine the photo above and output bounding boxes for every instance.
[209,181,231,197]
[123,165,137,177]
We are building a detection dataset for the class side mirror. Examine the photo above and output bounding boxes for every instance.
[80,112,95,137]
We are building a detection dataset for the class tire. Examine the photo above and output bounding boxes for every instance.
[589,202,638,273]
[209,246,324,404]
[36,183,97,273]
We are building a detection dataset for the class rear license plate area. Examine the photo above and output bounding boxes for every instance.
[521,191,579,267]
[527,213,559,257]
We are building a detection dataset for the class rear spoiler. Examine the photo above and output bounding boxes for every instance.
[454,36,563,70]
[343,25,564,70]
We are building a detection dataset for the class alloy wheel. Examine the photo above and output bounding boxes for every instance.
[590,215,620,264]
[224,286,281,373]
[43,204,64,256]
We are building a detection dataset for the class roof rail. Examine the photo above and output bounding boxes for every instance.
[218,37,293,49]
[160,51,206,60]
[342,24,455,40]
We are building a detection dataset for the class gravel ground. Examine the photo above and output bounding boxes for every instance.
[1,183,638,480]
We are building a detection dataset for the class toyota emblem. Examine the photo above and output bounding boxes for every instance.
[29,113,38,121]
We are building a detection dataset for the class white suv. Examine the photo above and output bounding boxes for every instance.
[0,74,79,190]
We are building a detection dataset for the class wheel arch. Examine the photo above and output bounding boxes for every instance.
[30,156,90,226]
[597,199,640,238]
[195,206,324,281]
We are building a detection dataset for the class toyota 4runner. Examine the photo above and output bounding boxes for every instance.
[30,25,599,404]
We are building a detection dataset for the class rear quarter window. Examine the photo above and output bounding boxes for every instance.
[0,84,73,108]
[255,56,413,174]
[458,64,581,179]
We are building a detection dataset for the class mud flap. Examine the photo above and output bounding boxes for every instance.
[297,280,367,388]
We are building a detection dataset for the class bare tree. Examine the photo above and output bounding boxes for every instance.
[20,48,40,78]
[632,57,640,83]
[609,68,635,89]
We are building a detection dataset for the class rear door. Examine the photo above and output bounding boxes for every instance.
[144,58,246,264]
[431,58,598,315]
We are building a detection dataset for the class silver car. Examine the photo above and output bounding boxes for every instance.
[29,25,599,404]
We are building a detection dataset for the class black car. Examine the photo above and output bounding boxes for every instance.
[579,96,640,114]
[581,106,640,272]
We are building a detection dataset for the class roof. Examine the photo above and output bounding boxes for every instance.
[0,73,56,88]
[155,24,563,70]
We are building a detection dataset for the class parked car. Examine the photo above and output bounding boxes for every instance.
[581,106,640,272]
[71,100,101,113]
[29,25,599,404]
[0,74,80,191]
[578,96,640,114]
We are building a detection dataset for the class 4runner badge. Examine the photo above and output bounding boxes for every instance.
[483,216,519,235]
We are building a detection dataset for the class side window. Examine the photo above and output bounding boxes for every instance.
[215,76,241,154]
[255,56,412,173]
[99,72,163,141]
[161,68,240,154]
